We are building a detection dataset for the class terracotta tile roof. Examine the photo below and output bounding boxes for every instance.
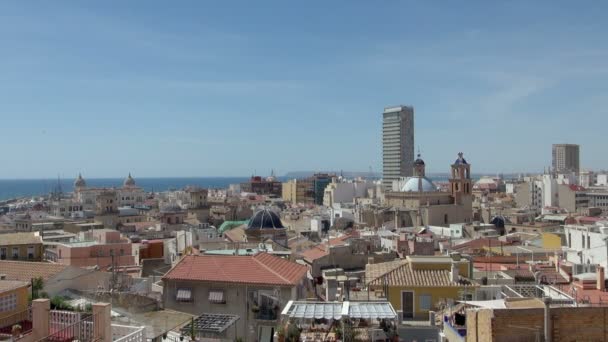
[163,252,307,286]
[0,260,68,281]
[299,246,329,264]
[365,259,408,285]
[0,232,43,246]
[369,262,473,287]
[0,280,30,293]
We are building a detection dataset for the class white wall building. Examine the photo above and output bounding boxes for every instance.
[427,224,464,239]
[564,223,608,271]
[323,179,374,207]
[597,174,608,186]
[328,203,356,226]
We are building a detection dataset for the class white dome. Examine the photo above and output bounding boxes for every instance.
[400,176,437,192]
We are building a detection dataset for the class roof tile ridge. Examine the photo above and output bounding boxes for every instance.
[253,253,293,285]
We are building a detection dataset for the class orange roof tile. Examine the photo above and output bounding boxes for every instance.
[369,262,473,287]
[0,260,68,281]
[163,252,307,286]
[299,246,329,263]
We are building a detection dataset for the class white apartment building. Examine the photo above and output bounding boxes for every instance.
[322,179,374,207]
[564,223,608,271]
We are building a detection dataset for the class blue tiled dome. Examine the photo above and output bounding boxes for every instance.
[247,209,285,229]
[454,152,468,165]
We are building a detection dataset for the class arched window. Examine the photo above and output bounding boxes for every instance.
[444,214,448,224]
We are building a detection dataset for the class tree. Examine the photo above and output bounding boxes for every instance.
[30,277,45,300]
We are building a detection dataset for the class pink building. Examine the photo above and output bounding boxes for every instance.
[54,229,135,269]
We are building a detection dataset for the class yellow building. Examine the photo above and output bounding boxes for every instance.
[0,280,30,320]
[367,255,476,320]
[0,232,44,261]
[542,232,565,249]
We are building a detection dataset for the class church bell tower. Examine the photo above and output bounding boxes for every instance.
[450,152,472,205]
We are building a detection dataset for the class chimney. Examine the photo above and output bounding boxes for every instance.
[597,266,605,292]
[450,262,459,283]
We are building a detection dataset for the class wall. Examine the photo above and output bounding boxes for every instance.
[163,279,304,341]
[541,233,564,249]
[466,307,608,342]
[0,285,29,320]
[43,268,113,297]
[0,243,43,261]
[309,245,370,278]
[56,243,135,268]
[386,285,465,320]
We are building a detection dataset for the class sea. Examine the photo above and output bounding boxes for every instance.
[0,177,256,201]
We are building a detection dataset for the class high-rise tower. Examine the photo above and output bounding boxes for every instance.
[552,144,580,174]
[382,105,414,190]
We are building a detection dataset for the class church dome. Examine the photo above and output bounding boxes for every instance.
[414,157,425,166]
[400,176,437,192]
[74,173,86,188]
[247,209,285,229]
[123,173,136,187]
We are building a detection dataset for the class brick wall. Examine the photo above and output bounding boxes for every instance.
[466,307,608,342]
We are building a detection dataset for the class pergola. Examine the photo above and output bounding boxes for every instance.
[179,313,239,340]
[281,301,398,341]
[282,301,397,320]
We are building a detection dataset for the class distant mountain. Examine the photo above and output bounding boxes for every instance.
[283,171,381,179]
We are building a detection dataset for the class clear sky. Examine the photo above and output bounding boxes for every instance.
[1,1,606,178]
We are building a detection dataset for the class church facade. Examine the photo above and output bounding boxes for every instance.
[384,153,473,228]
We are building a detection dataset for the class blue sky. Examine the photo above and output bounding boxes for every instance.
[1,1,607,178]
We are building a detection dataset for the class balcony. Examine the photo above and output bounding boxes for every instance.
[253,305,278,321]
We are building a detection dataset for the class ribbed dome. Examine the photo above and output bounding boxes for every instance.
[123,173,136,187]
[74,173,86,188]
[400,177,437,192]
[247,209,285,229]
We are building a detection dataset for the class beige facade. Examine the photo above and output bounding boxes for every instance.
[282,179,314,204]
[384,153,473,227]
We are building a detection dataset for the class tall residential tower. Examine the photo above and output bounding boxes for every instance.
[552,144,580,174]
[382,105,414,189]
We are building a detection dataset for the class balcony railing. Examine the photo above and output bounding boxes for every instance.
[113,324,145,342]
[0,307,32,338]
[39,312,97,342]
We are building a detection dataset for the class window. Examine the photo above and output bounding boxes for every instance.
[176,288,193,302]
[27,246,35,259]
[0,293,17,313]
[12,247,19,259]
[582,234,586,249]
[587,236,591,249]
[120,249,124,256]
[444,214,448,225]
[0,248,6,260]
[208,290,225,304]
[419,294,432,311]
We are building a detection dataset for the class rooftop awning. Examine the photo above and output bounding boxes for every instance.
[281,301,397,320]
[208,290,225,304]
[348,302,397,319]
[176,288,192,302]
[283,302,344,320]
